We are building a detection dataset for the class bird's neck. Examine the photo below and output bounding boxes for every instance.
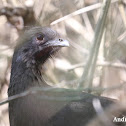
[8,60,47,96]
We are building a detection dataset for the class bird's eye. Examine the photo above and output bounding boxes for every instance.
[36,34,44,41]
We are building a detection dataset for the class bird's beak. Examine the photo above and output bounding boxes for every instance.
[45,38,69,47]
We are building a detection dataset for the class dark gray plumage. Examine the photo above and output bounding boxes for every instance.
[8,27,122,126]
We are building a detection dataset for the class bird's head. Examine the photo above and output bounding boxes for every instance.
[14,27,69,68]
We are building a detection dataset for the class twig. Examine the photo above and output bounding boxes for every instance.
[117,31,126,41]
[67,61,126,71]
[88,102,126,126]
[93,99,115,126]
[118,0,126,27]
[50,0,118,25]
[0,82,125,106]
[69,39,89,54]
[82,1,94,36]
[82,12,94,37]
[0,87,85,106]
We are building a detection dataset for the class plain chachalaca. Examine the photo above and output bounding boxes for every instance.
[8,27,124,126]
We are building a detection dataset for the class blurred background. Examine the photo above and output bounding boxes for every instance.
[0,0,126,125]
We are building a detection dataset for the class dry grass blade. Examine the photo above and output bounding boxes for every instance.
[78,0,111,89]
[50,0,118,25]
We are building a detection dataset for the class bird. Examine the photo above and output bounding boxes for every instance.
[8,27,125,126]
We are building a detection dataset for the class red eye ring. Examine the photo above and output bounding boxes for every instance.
[36,34,44,41]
